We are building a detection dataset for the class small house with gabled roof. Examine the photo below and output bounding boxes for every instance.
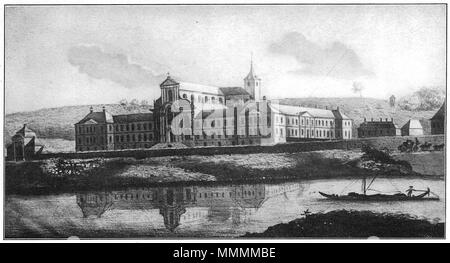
[6,124,44,161]
[431,102,445,135]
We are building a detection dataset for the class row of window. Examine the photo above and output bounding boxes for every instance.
[359,129,394,136]
[278,116,343,127]
[286,128,335,138]
[115,133,154,143]
[173,133,260,140]
[115,122,153,132]
[78,136,105,145]
[78,133,154,145]
[77,122,154,134]
[181,93,225,104]
[77,125,107,134]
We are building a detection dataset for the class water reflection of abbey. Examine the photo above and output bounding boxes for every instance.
[76,183,304,232]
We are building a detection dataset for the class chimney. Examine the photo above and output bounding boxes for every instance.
[391,118,394,122]
[337,106,340,111]
[385,118,388,122]
[380,118,382,122]
[102,106,106,112]
[23,123,27,129]
[90,106,93,113]
[364,117,366,122]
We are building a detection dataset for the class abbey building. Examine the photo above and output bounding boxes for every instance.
[75,61,353,151]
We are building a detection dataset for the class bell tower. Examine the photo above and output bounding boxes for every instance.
[244,55,261,101]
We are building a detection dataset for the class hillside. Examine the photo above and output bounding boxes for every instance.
[4,97,440,146]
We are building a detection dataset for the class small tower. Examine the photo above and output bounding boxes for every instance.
[244,55,261,101]
[389,95,396,108]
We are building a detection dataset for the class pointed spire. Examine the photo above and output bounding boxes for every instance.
[246,52,257,80]
[250,52,253,73]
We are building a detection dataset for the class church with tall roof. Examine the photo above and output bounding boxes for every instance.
[74,60,353,151]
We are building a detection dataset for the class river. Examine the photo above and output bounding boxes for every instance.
[5,177,444,238]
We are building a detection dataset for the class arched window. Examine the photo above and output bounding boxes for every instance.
[219,98,223,104]
[168,90,173,101]
[198,95,202,103]
[211,97,215,103]
[191,94,195,102]
[205,96,209,103]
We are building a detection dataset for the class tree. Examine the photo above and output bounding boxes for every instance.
[398,87,445,111]
[352,82,364,98]
[130,99,139,106]
[119,99,128,106]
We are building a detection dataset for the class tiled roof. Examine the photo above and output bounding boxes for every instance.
[431,102,445,120]
[162,76,250,97]
[332,109,351,120]
[16,124,37,138]
[113,113,153,123]
[219,87,250,96]
[359,121,399,129]
[76,111,114,124]
[179,82,223,95]
[401,119,423,130]
[271,104,336,118]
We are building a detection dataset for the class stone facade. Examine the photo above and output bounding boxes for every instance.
[75,61,354,151]
[357,118,401,138]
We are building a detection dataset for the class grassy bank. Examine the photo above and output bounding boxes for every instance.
[243,210,444,238]
[5,148,428,195]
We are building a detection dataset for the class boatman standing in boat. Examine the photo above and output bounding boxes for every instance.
[406,186,415,197]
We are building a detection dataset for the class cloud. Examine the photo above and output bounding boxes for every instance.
[269,32,373,79]
[67,45,166,89]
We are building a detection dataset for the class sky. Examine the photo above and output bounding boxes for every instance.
[4,5,446,113]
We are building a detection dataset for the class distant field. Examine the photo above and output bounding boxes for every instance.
[40,139,75,153]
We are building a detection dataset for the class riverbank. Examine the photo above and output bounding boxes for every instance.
[5,148,440,195]
[242,210,444,238]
